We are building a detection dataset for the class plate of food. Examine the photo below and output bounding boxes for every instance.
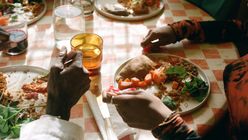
[95,0,164,21]
[112,54,210,115]
[0,65,48,139]
[0,0,47,26]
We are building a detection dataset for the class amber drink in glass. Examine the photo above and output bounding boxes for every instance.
[71,33,103,75]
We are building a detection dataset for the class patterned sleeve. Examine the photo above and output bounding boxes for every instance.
[169,20,248,43]
[152,113,201,140]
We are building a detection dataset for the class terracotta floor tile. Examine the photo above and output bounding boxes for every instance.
[210,82,221,94]
[212,108,225,120]
[189,16,203,21]
[82,95,88,103]
[45,9,52,16]
[36,24,51,32]
[70,104,83,118]
[197,124,211,136]
[224,59,236,65]
[162,17,174,24]
[190,59,209,69]
[168,51,186,57]
[183,3,195,9]
[0,62,8,67]
[171,10,187,16]
[212,70,224,81]
[182,115,194,124]
[216,42,234,49]
[202,49,221,59]
[84,117,99,132]
[9,54,26,61]
[184,43,200,49]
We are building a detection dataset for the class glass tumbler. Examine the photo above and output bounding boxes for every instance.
[71,33,103,75]
[53,0,85,49]
[1,15,28,56]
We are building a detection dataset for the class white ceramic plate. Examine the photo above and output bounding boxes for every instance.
[1,0,47,26]
[0,65,48,92]
[95,0,164,21]
[27,0,47,25]
[114,53,210,115]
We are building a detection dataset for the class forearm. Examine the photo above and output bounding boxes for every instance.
[169,20,248,43]
[152,113,200,140]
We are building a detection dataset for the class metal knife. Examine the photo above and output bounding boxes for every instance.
[85,91,118,140]
[96,94,118,140]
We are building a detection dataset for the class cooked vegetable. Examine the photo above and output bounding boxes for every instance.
[162,96,177,110]
[144,73,152,85]
[181,77,208,102]
[131,77,140,87]
[166,66,187,79]
[0,104,33,139]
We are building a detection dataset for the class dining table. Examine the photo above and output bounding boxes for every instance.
[0,0,240,139]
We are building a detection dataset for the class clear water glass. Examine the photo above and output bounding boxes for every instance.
[53,0,85,49]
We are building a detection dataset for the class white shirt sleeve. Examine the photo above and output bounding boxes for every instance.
[20,115,83,140]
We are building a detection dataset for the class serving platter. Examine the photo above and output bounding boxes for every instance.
[0,65,48,139]
[94,0,164,21]
[114,54,210,115]
[0,65,48,91]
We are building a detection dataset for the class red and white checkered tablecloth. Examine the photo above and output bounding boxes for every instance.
[0,0,239,139]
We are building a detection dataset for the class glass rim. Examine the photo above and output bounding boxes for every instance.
[70,33,103,48]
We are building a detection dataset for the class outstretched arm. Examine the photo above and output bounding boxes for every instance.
[169,20,248,43]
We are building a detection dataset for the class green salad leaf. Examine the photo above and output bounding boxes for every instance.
[0,104,33,139]
[162,96,177,110]
[181,77,208,102]
[166,66,187,79]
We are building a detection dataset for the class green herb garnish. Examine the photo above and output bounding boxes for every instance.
[0,104,33,139]
[166,66,187,79]
[162,96,177,110]
[181,77,208,102]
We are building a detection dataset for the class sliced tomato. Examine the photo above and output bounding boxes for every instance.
[124,78,131,82]
[0,16,9,26]
[118,81,133,90]
[151,69,166,84]
[131,77,140,87]
[144,73,152,85]
[137,81,148,88]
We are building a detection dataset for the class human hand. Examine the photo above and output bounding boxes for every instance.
[111,91,173,130]
[141,26,176,52]
[46,49,91,120]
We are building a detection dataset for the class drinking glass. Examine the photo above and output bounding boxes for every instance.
[71,33,103,75]
[2,15,28,55]
[53,0,85,49]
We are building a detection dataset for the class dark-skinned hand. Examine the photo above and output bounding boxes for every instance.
[141,26,176,52]
[46,48,90,120]
[110,91,173,130]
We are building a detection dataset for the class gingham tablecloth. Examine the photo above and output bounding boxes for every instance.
[0,0,239,139]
